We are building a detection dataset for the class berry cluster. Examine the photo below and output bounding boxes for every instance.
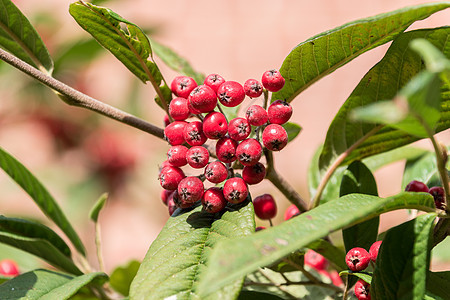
[159,70,293,215]
[405,180,446,210]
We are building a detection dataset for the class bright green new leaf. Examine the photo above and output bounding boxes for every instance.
[109,260,140,297]
[89,193,108,223]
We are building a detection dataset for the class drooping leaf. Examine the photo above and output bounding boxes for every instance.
[89,193,108,223]
[372,213,436,300]
[272,2,450,103]
[109,260,140,297]
[0,0,53,72]
[282,122,302,142]
[197,192,435,296]
[426,271,450,300]
[0,269,107,300]
[130,200,255,300]
[0,147,85,256]
[338,270,372,284]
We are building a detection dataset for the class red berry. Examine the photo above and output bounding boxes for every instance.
[244,79,263,98]
[217,81,245,107]
[253,194,277,220]
[405,180,429,193]
[188,85,217,113]
[163,115,170,127]
[204,74,226,94]
[167,193,177,215]
[203,112,228,139]
[204,161,228,184]
[369,240,382,263]
[268,100,293,124]
[167,145,188,167]
[242,162,266,185]
[172,189,195,209]
[246,105,268,126]
[328,270,344,287]
[345,247,371,272]
[284,204,301,220]
[169,97,190,121]
[161,189,174,206]
[159,166,185,190]
[262,124,288,151]
[159,160,173,171]
[164,121,187,146]
[228,117,251,141]
[223,177,248,204]
[177,176,204,204]
[186,146,210,169]
[236,138,263,166]
[304,250,328,271]
[216,137,238,163]
[0,259,19,277]
[171,76,197,99]
[261,69,285,92]
[183,121,207,146]
[202,187,227,213]
[354,279,371,300]
[255,226,266,231]
[429,186,445,209]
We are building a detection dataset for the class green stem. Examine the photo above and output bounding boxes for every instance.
[342,275,349,300]
[95,222,105,273]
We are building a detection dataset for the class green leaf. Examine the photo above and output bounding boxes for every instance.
[372,213,436,300]
[426,271,450,300]
[0,0,53,72]
[272,2,450,103]
[109,260,140,297]
[338,270,372,284]
[307,239,347,272]
[53,38,104,74]
[402,150,448,189]
[0,147,85,256]
[238,290,284,300]
[410,38,450,73]
[197,192,435,296]
[89,193,108,222]
[0,269,107,300]
[282,122,302,142]
[130,200,255,300]
[319,27,450,171]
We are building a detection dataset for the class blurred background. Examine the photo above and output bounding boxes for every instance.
[0,0,449,274]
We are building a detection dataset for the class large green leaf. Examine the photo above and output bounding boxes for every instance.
[0,147,85,256]
[0,0,53,72]
[130,200,255,300]
[272,2,450,103]
[372,213,436,300]
[319,27,450,171]
[0,269,107,299]
[426,271,450,300]
[197,192,435,296]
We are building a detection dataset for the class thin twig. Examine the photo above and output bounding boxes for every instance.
[95,222,106,273]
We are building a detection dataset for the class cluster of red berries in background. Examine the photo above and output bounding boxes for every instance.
[159,70,294,215]
[405,180,446,210]
[0,259,20,277]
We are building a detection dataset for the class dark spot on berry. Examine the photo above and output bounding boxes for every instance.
[229,190,241,201]
[239,153,251,162]
[189,131,201,141]
[179,188,190,200]
[219,92,231,103]
[270,139,283,150]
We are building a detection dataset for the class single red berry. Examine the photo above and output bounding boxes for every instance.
[345,247,371,272]
[188,85,217,113]
[228,117,251,141]
[223,177,248,204]
[183,121,207,146]
[429,186,446,209]
[163,115,170,127]
[164,121,188,146]
[169,97,190,121]
[328,270,344,287]
[172,189,195,209]
[0,259,19,277]
[242,162,266,185]
[171,76,197,99]
[268,100,293,125]
[262,124,288,151]
[159,160,173,171]
[204,161,228,184]
[405,180,429,193]
[284,204,301,220]
[161,189,174,206]
[354,279,371,300]
[202,187,227,213]
[244,79,263,98]
[203,112,228,139]
[167,145,188,167]
[217,81,245,107]
[177,176,204,203]
[255,226,266,231]
[186,146,210,169]
[167,192,177,215]
[204,74,226,94]
[253,194,277,220]
[236,138,263,166]
[159,166,185,190]
[261,69,285,92]
[369,240,382,263]
[246,105,268,126]
[304,250,328,271]
[216,137,238,163]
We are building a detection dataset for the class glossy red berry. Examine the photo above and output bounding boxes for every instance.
[183,121,207,146]
[216,137,238,163]
[164,121,187,146]
[204,74,226,94]
[261,69,285,92]
[204,161,228,184]
[228,117,251,141]
[284,204,301,220]
[345,247,371,272]
[188,85,217,113]
[159,166,185,190]
[186,146,210,169]
[172,189,195,209]
[354,279,371,300]
[171,76,197,99]
[167,145,188,167]
[405,180,429,193]
[217,81,245,107]
[203,112,228,139]
[161,189,174,206]
[169,97,190,121]
[223,177,248,204]
[262,124,288,151]
[244,79,263,98]
[268,100,293,124]
[369,240,382,263]
[0,259,19,277]
[246,105,268,126]
[253,194,277,220]
[255,226,266,231]
[236,138,263,166]
[242,162,266,185]
[202,187,227,213]
[429,186,445,209]
[177,176,204,204]
[304,250,328,271]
